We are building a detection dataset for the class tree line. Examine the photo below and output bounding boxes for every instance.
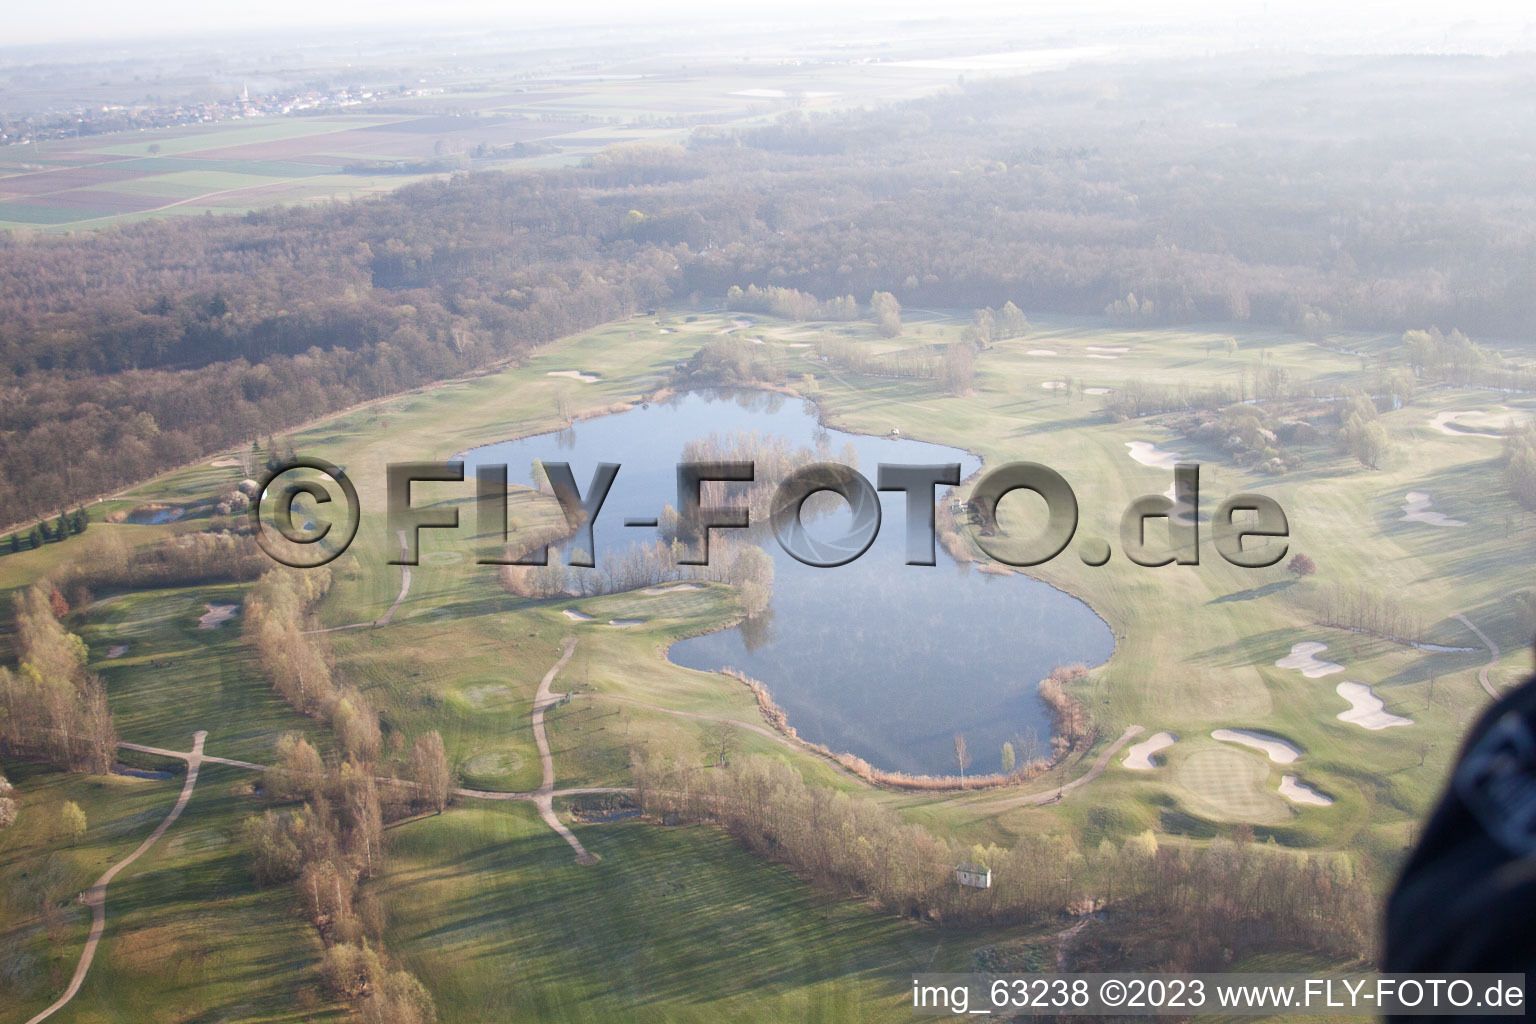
[6,59,1536,526]
[244,728,448,1024]
[630,752,1372,966]
[242,566,387,764]
[239,570,452,1023]
[0,584,116,773]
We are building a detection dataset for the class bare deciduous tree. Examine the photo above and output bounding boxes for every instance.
[410,731,452,814]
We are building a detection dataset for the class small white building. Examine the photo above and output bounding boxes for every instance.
[955,863,991,889]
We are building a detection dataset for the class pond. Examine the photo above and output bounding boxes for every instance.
[460,390,1113,776]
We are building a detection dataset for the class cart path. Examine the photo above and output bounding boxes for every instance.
[305,529,411,633]
[971,725,1144,810]
[25,732,208,1024]
[1453,613,1502,700]
[526,638,598,863]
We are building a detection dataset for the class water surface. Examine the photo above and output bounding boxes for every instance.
[461,390,1113,775]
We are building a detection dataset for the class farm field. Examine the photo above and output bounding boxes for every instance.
[0,58,965,232]
[3,306,1531,1018]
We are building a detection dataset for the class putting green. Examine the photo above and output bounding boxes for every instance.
[1174,747,1289,824]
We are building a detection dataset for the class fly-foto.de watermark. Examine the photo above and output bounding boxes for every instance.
[249,456,1290,571]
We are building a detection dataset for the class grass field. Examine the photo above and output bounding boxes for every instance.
[0,763,346,1023]
[381,805,983,1023]
[3,305,1532,1018]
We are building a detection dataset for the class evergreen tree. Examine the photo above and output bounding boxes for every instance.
[71,507,89,534]
[28,525,44,549]
[54,513,70,541]
[5,534,17,554]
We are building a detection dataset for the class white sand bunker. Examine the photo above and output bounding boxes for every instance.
[106,644,129,659]
[658,328,675,333]
[1335,682,1413,730]
[1279,775,1333,806]
[1400,491,1465,527]
[1125,441,1182,469]
[198,604,238,629]
[1026,348,1058,356]
[1086,353,1119,360]
[562,609,595,621]
[1428,410,1503,438]
[1084,387,1112,395]
[1275,641,1344,678]
[1041,380,1067,389]
[1212,729,1302,764]
[209,457,241,467]
[642,582,705,595]
[1087,346,1130,353]
[1123,731,1176,770]
[788,343,811,348]
[609,619,643,627]
[547,370,599,382]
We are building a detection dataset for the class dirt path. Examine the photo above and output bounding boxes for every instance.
[525,638,598,864]
[305,529,412,633]
[118,740,263,772]
[971,725,1144,810]
[25,732,208,1024]
[1453,613,1503,700]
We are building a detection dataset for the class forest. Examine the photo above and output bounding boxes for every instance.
[4,55,1536,526]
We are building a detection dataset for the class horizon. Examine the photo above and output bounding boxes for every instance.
[4,1,1536,53]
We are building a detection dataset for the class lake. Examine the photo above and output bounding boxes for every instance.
[460,389,1113,776]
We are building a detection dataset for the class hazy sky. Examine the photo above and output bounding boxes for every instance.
[6,0,1534,49]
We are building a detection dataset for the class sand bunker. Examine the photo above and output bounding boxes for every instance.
[788,343,811,348]
[106,644,129,659]
[1275,641,1345,678]
[1278,775,1334,806]
[210,457,242,468]
[1158,485,1200,527]
[1041,380,1067,389]
[1125,441,1182,469]
[658,328,675,333]
[562,609,595,621]
[1212,729,1301,764]
[1086,353,1119,360]
[1087,346,1131,353]
[609,619,643,627]
[1428,410,1504,438]
[198,604,238,629]
[1335,682,1413,730]
[547,370,599,383]
[1026,348,1058,356]
[1400,491,1465,527]
[1123,731,1176,770]
[1083,387,1112,395]
[642,583,705,595]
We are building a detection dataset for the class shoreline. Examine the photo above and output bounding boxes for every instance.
[460,376,1120,786]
